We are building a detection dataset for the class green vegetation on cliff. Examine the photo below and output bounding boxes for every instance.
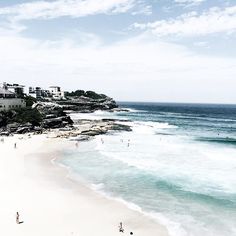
[24,95,37,107]
[65,90,107,99]
[0,108,42,127]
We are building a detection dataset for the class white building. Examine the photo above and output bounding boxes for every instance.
[29,87,52,100]
[1,83,25,97]
[29,87,42,99]
[0,87,26,111]
[49,86,65,100]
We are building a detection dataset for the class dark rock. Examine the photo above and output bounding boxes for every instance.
[73,135,90,141]
[42,117,64,129]
[34,127,43,132]
[110,124,132,132]
[80,129,106,136]
[16,126,31,134]
[7,122,20,132]
[42,116,73,129]
[0,131,10,136]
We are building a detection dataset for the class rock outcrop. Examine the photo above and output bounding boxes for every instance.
[52,119,132,139]
[0,102,73,135]
[57,95,118,112]
[33,102,73,129]
[0,91,125,137]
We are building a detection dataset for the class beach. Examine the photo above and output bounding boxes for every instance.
[0,133,169,236]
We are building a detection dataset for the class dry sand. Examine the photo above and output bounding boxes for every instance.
[0,134,169,236]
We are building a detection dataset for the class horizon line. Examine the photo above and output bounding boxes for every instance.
[117,101,236,106]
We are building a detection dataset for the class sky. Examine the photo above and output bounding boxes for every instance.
[0,0,235,103]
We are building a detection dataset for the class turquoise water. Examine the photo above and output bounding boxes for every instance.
[60,103,236,236]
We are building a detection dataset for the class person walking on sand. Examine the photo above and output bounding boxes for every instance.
[14,143,17,149]
[119,222,124,233]
[16,212,19,224]
[101,138,104,144]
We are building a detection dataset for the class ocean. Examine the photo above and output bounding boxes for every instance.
[58,102,236,236]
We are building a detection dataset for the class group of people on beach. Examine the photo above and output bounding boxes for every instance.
[119,222,133,235]
[72,137,131,147]
[120,138,130,147]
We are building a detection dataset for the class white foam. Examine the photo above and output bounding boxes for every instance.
[124,108,147,113]
[96,127,236,196]
[90,183,105,191]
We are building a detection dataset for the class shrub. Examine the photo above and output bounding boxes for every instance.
[24,95,37,107]
[13,107,42,126]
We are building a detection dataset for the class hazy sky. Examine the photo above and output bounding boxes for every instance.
[0,0,235,103]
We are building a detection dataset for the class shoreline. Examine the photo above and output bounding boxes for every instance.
[0,133,170,236]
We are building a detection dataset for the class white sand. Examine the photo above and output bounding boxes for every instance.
[0,134,169,236]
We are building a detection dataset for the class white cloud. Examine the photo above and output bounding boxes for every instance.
[0,33,235,103]
[193,41,208,47]
[0,0,136,21]
[133,6,236,37]
[174,0,206,5]
[131,2,152,15]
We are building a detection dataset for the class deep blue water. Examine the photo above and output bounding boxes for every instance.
[118,102,236,145]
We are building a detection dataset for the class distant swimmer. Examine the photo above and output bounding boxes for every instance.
[130,232,133,235]
[119,222,124,233]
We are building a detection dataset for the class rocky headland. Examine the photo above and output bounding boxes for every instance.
[0,90,131,138]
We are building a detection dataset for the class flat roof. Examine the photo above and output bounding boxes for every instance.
[0,88,15,95]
